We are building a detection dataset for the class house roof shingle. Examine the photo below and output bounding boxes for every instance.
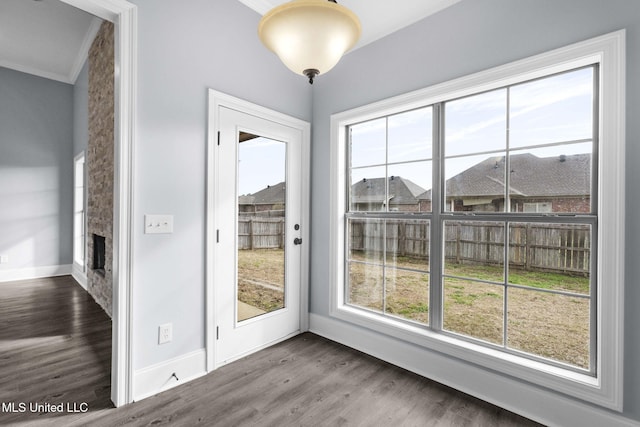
[418,153,591,201]
[351,176,427,205]
[446,153,591,198]
[242,182,285,205]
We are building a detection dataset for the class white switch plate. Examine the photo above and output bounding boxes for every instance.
[145,215,174,234]
[159,323,172,344]
[0,255,8,264]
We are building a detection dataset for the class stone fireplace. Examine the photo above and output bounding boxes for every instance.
[86,21,114,317]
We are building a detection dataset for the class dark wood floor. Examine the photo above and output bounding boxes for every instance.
[0,276,542,426]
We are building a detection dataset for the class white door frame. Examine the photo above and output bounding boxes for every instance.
[206,89,310,372]
[61,0,137,407]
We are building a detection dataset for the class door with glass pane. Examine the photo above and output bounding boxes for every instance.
[214,106,302,366]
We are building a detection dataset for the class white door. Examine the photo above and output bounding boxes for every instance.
[213,105,304,366]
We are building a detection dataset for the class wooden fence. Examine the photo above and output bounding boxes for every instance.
[238,217,285,250]
[349,220,590,275]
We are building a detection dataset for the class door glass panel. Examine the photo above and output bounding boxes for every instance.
[237,132,286,321]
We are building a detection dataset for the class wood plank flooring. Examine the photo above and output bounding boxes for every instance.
[0,276,542,426]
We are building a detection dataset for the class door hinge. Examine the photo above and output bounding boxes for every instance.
[216,229,219,243]
[217,131,220,146]
[216,326,219,340]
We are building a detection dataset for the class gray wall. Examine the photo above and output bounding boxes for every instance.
[310,0,640,422]
[0,67,74,273]
[73,61,89,157]
[129,0,312,370]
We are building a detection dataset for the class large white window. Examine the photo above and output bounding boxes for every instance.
[329,31,625,409]
[73,153,86,270]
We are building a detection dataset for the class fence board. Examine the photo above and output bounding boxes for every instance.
[239,217,591,275]
[238,217,285,250]
[348,220,590,275]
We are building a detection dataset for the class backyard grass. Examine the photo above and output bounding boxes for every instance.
[239,249,591,370]
[237,249,285,313]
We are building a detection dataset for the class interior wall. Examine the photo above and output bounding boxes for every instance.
[0,67,74,279]
[310,0,640,423]
[129,0,312,371]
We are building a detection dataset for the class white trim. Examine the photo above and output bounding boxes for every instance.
[236,0,273,15]
[329,30,625,410]
[73,151,86,271]
[133,349,206,402]
[60,0,137,408]
[0,264,72,283]
[215,331,300,368]
[0,59,71,84]
[310,314,638,427]
[72,264,88,290]
[68,17,103,84]
[206,89,311,372]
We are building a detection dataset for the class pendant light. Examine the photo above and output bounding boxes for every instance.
[258,0,361,84]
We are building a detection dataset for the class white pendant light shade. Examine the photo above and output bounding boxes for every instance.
[258,0,361,84]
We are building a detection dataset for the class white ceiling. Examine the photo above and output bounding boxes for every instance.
[0,0,101,84]
[0,0,460,85]
[238,0,461,51]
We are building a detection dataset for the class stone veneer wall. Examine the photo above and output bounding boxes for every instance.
[86,21,114,317]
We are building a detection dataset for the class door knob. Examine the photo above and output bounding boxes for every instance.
[293,237,302,245]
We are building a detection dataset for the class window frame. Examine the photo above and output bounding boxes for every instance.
[73,152,86,270]
[329,30,625,410]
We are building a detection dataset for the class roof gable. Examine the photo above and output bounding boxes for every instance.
[351,176,427,204]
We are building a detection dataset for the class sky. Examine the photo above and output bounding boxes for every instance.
[238,136,286,196]
[236,66,594,198]
[350,66,594,193]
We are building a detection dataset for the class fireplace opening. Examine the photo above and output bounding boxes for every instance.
[93,234,106,276]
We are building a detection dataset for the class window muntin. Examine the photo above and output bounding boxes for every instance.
[346,65,597,374]
[444,67,594,214]
[347,217,430,325]
[350,117,386,168]
[509,67,594,149]
[388,107,433,163]
[444,88,507,157]
[350,108,433,214]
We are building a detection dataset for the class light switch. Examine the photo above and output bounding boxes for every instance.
[144,215,174,234]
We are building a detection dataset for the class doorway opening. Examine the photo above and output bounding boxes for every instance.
[61,0,136,407]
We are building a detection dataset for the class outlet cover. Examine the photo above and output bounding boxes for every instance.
[159,323,172,345]
[0,255,8,264]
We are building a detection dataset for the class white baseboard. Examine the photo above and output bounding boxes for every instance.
[309,313,637,427]
[133,349,207,402]
[0,264,72,283]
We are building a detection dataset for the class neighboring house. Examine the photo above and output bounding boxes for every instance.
[351,176,427,212]
[417,153,591,212]
[445,153,591,212]
[239,182,285,215]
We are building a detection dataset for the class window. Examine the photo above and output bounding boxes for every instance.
[523,203,552,213]
[73,153,86,269]
[330,31,624,409]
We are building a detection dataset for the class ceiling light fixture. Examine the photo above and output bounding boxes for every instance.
[258,0,361,84]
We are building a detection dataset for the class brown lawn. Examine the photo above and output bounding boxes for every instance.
[239,249,590,370]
